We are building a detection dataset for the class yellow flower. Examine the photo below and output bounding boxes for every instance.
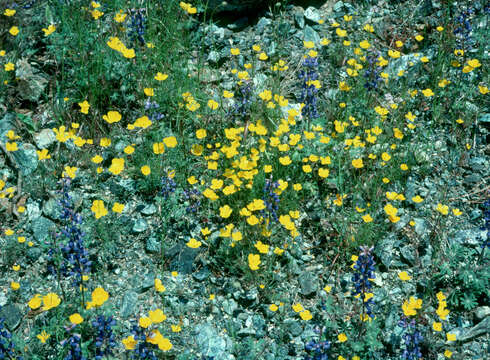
[144,88,154,97]
[4,62,14,71]
[336,28,347,37]
[338,333,348,342]
[154,72,168,81]
[28,294,42,309]
[6,142,18,152]
[112,202,124,213]
[446,333,456,341]
[279,156,292,166]
[230,48,240,55]
[10,281,20,290]
[141,165,151,176]
[452,208,462,216]
[186,238,202,248]
[254,241,269,254]
[433,322,442,332]
[103,111,121,124]
[219,205,233,218]
[207,99,219,110]
[412,195,423,203]
[148,309,166,323]
[400,164,409,171]
[91,200,108,219]
[133,116,152,129]
[122,335,137,350]
[300,310,313,320]
[124,145,135,154]
[9,26,19,36]
[63,166,78,179]
[444,349,453,358]
[42,293,61,311]
[352,158,364,169]
[359,40,370,49]
[37,331,51,344]
[154,278,166,292]
[91,9,104,19]
[69,313,84,324]
[4,9,16,16]
[163,136,177,148]
[415,34,424,41]
[436,203,449,215]
[422,88,434,97]
[114,11,127,22]
[258,52,268,60]
[248,253,261,270]
[398,271,411,281]
[78,100,90,114]
[362,214,373,223]
[171,324,182,332]
[108,158,125,175]
[90,287,109,307]
[42,24,56,36]
[292,303,304,313]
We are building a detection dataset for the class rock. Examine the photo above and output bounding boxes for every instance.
[132,218,148,233]
[0,293,7,307]
[0,113,17,137]
[11,143,38,175]
[206,0,275,13]
[166,244,200,275]
[400,245,416,265]
[256,17,271,33]
[120,291,139,318]
[222,298,238,315]
[294,11,305,29]
[195,323,232,358]
[0,304,22,331]
[15,58,48,102]
[451,229,485,246]
[145,237,160,254]
[193,265,210,281]
[31,216,56,242]
[26,201,41,221]
[140,204,157,216]
[42,197,62,220]
[33,129,56,149]
[475,306,490,320]
[454,317,490,342]
[284,319,303,337]
[304,7,321,23]
[138,273,156,293]
[298,271,318,296]
[303,25,321,44]
[26,247,42,261]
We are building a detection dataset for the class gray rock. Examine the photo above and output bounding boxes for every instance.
[193,266,210,281]
[454,317,490,342]
[0,113,17,137]
[132,218,148,233]
[294,11,305,29]
[26,247,42,261]
[304,7,321,23]
[15,58,48,102]
[195,323,232,358]
[206,0,275,13]
[284,319,303,337]
[42,197,62,220]
[400,245,416,265]
[303,25,321,44]
[207,51,221,64]
[11,143,38,175]
[31,216,56,242]
[145,237,160,254]
[298,271,318,296]
[256,17,271,33]
[120,291,139,318]
[0,304,22,331]
[140,204,157,216]
[451,229,485,246]
[0,293,7,307]
[222,298,238,315]
[166,244,199,275]
[33,129,56,149]
[475,306,490,320]
[26,201,41,221]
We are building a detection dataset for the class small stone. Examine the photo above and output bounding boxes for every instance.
[34,129,56,149]
[303,25,321,44]
[120,291,139,318]
[11,143,38,176]
[145,237,160,254]
[304,7,321,23]
[42,197,62,220]
[298,271,318,296]
[0,304,22,331]
[256,17,272,33]
[140,204,157,216]
[222,298,238,316]
[31,216,56,242]
[475,306,490,320]
[294,11,305,29]
[132,218,148,233]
